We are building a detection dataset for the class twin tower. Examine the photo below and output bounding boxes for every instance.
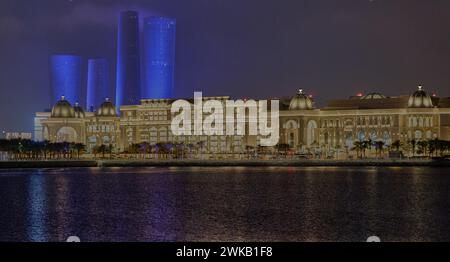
[50,11,176,111]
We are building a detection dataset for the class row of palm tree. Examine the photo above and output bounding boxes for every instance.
[92,144,114,159]
[351,138,450,159]
[123,142,201,159]
[352,140,379,158]
[2,138,450,160]
[407,139,450,157]
[0,139,85,160]
[120,142,297,160]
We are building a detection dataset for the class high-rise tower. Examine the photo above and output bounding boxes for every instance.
[86,58,109,112]
[50,55,82,105]
[115,10,141,108]
[143,17,176,99]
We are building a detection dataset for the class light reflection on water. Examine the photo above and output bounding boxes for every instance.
[0,166,449,242]
[27,171,47,241]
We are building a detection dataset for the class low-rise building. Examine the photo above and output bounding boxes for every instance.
[34,86,450,157]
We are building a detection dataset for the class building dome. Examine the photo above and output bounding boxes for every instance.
[73,102,85,118]
[51,96,75,118]
[361,92,386,100]
[96,98,117,117]
[408,86,433,108]
[289,89,313,110]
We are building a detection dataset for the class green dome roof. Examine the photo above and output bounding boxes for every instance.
[96,98,117,117]
[289,89,313,110]
[408,86,433,108]
[51,96,75,118]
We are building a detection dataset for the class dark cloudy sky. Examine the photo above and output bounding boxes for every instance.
[1,0,450,132]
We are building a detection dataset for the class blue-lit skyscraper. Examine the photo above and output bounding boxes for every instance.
[143,17,176,99]
[50,55,82,105]
[115,10,141,108]
[86,58,109,112]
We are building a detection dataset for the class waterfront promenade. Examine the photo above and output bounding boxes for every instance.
[0,159,449,169]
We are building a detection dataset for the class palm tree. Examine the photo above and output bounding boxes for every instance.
[275,144,289,159]
[187,143,195,159]
[197,141,206,159]
[359,139,372,158]
[353,141,363,158]
[96,144,107,158]
[374,140,385,158]
[107,144,114,159]
[417,140,428,156]
[41,140,50,159]
[128,144,140,158]
[392,140,402,152]
[73,143,85,159]
[163,142,174,159]
[409,139,417,157]
[427,139,438,157]
[139,142,150,159]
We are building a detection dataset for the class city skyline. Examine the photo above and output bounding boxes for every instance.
[2,1,450,249]
[1,0,450,133]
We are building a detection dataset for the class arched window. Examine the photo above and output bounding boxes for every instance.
[345,133,353,148]
[285,120,298,130]
[306,120,318,146]
[103,136,110,144]
[56,127,78,143]
[288,133,295,148]
[358,131,365,141]
[419,117,424,127]
[415,130,423,140]
[413,117,418,127]
[370,130,377,141]
[383,131,391,146]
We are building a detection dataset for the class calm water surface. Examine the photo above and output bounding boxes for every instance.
[0,166,449,242]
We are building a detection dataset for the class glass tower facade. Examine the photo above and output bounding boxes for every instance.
[115,10,141,109]
[50,55,82,105]
[86,58,109,112]
[143,17,176,99]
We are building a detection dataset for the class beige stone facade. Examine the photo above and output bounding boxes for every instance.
[35,87,450,156]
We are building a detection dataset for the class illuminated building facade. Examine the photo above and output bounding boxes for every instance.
[279,87,450,157]
[50,55,82,105]
[4,132,32,140]
[116,11,141,108]
[35,86,450,157]
[37,97,120,152]
[143,17,176,99]
[86,58,109,112]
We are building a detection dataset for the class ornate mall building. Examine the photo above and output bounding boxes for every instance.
[34,86,450,154]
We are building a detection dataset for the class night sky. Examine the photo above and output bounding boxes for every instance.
[1,0,450,132]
